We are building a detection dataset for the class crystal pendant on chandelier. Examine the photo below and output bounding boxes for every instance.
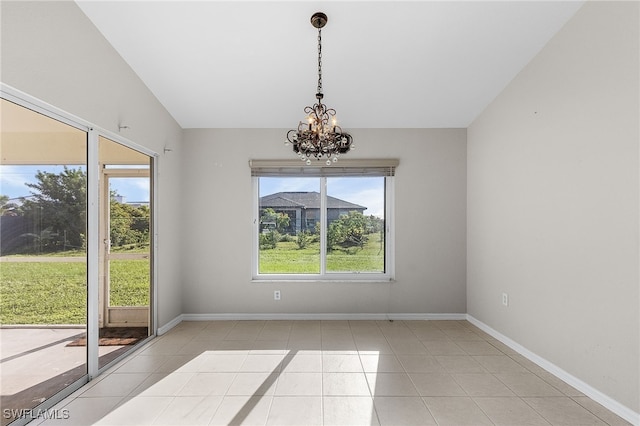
[285,12,353,165]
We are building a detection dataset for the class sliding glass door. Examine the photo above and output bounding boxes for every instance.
[0,98,88,425]
[0,95,156,425]
[98,137,152,369]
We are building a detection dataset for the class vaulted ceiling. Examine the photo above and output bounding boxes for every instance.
[76,1,584,129]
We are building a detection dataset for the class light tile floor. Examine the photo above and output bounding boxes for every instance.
[33,320,631,425]
[0,327,124,397]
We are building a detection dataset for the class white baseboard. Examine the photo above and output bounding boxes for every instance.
[467,315,639,426]
[157,312,465,334]
[157,314,184,335]
[389,313,467,321]
[159,313,466,330]
[180,312,467,321]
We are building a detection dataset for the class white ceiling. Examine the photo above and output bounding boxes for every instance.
[75,1,584,129]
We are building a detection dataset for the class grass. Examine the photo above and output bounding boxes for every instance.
[109,259,150,306]
[2,243,149,258]
[2,234,382,324]
[0,259,149,325]
[0,262,88,324]
[259,232,384,274]
[259,242,321,274]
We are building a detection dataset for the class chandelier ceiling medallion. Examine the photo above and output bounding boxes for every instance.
[286,12,353,165]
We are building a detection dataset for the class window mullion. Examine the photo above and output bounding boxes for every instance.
[320,177,327,275]
[253,177,260,276]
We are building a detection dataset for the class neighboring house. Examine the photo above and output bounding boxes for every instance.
[260,191,366,234]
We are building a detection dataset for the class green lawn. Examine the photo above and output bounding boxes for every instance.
[0,259,149,325]
[259,232,384,274]
[109,259,150,306]
[259,242,321,273]
[2,234,383,324]
[0,262,88,324]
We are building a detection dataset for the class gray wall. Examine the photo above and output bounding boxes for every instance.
[1,1,184,328]
[181,128,467,315]
[467,1,639,412]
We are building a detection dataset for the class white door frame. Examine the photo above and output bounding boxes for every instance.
[101,168,151,329]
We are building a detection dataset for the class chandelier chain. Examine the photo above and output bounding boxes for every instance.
[317,28,323,95]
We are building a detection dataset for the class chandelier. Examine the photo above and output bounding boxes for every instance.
[286,12,353,166]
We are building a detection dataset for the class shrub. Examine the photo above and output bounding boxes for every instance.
[296,231,311,249]
[279,233,295,242]
[259,230,279,250]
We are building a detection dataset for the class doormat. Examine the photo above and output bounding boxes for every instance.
[66,327,148,347]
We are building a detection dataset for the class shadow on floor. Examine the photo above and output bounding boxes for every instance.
[1,328,148,426]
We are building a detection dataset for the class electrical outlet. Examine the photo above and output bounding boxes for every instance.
[274,290,281,301]
[502,293,509,307]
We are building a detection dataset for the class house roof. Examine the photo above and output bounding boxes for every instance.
[260,192,366,211]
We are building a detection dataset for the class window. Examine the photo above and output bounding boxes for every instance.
[251,159,397,281]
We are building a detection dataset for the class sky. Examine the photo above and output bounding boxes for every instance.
[0,165,150,203]
[259,176,385,218]
[1,166,383,216]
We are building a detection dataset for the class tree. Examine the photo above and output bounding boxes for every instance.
[259,208,290,234]
[327,219,345,250]
[110,197,149,247]
[340,211,368,248]
[0,195,18,216]
[327,211,369,250]
[366,215,384,234]
[20,167,87,251]
[4,169,150,254]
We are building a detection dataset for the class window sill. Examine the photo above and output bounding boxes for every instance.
[252,278,395,284]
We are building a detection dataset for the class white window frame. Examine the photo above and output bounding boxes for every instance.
[250,159,397,282]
